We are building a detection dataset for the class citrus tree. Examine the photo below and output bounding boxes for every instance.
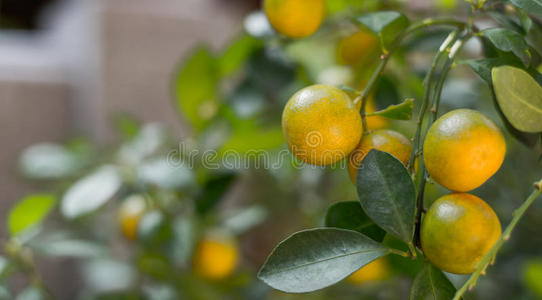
[258,0,542,299]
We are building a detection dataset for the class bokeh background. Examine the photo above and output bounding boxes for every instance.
[1,0,542,299]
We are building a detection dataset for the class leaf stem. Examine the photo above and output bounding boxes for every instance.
[453,181,542,300]
[389,248,411,258]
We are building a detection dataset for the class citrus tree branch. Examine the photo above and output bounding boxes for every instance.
[355,18,467,133]
[453,180,542,300]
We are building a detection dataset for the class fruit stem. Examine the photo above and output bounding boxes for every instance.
[355,18,468,133]
[407,30,461,174]
[453,182,542,300]
[410,30,472,250]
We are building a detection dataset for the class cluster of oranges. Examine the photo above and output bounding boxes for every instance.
[265,0,506,276]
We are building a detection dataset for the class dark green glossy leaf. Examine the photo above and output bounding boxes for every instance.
[409,264,456,300]
[61,166,122,219]
[367,98,414,120]
[356,11,408,49]
[8,194,56,236]
[492,66,542,132]
[325,201,386,242]
[487,12,525,34]
[173,47,218,132]
[356,150,416,243]
[196,173,237,215]
[325,201,371,231]
[258,228,389,293]
[511,0,542,19]
[482,28,531,66]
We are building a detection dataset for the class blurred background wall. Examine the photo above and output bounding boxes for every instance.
[0,0,255,237]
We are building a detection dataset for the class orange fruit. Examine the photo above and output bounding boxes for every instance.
[348,129,412,183]
[421,193,501,274]
[346,257,389,284]
[337,30,379,66]
[118,195,146,240]
[193,234,239,280]
[423,109,506,192]
[264,0,325,38]
[282,84,362,166]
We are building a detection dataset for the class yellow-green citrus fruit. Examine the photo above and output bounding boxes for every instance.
[346,257,389,284]
[282,84,362,166]
[421,193,501,274]
[423,109,506,192]
[348,129,412,183]
[193,236,239,280]
[337,30,379,66]
[118,195,146,240]
[264,0,325,38]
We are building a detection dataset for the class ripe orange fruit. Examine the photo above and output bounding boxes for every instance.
[423,109,506,192]
[337,30,379,66]
[346,257,389,284]
[282,84,362,166]
[264,0,325,38]
[118,195,146,240]
[193,234,239,280]
[348,129,412,183]
[420,193,501,274]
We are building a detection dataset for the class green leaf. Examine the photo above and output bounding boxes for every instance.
[357,11,407,34]
[356,150,416,243]
[492,65,542,132]
[136,158,195,190]
[258,228,389,293]
[487,12,526,34]
[465,58,522,84]
[222,205,268,235]
[61,166,122,219]
[219,126,284,156]
[325,201,386,242]
[19,143,82,180]
[173,47,218,132]
[217,35,262,77]
[118,123,166,165]
[356,11,409,49]
[465,59,540,146]
[482,28,531,66]
[511,0,542,19]
[196,173,237,215]
[8,194,56,236]
[409,264,456,300]
[367,98,414,120]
